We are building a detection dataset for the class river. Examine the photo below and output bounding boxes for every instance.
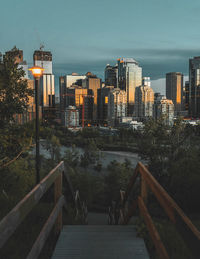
[37,143,141,169]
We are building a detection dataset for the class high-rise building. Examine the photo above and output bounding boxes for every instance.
[64,106,79,128]
[118,58,142,116]
[59,73,87,112]
[135,85,154,119]
[97,86,114,125]
[142,77,151,87]
[82,72,101,122]
[105,64,118,87]
[107,88,127,126]
[153,93,174,126]
[166,72,183,114]
[33,50,52,74]
[41,74,55,107]
[64,86,93,126]
[33,50,55,118]
[184,81,189,111]
[189,56,200,117]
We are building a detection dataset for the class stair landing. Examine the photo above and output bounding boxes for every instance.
[51,225,149,259]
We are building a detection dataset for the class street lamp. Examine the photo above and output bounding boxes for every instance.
[29,66,44,184]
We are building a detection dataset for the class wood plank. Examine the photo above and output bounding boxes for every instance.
[141,175,148,204]
[138,162,200,257]
[0,161,64,249]
[138,196,169,259]
[26,195,65,259]
[52,225,150,259]
[54,173,63,235]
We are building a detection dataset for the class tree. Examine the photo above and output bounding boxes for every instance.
[105,160,132,202]
[44,135,61,162]
[0,53,33,126]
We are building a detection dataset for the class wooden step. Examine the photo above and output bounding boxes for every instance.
[52,225,149,259]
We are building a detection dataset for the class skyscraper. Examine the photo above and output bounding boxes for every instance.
[166,72,183,114]
[59,73,86,112]
[107,88,127,126]
[135,85,154,119]
[65,86,93,126]
[33,50,55,109]
[82,72,101,122]
[105,64,118,87]
[153,94,174,126]
[33,50,52,74]
[184,81,189,111]
[189,56,200,117]
[118,58,142,116]
[97,86,114,125]
[142,77,151,87]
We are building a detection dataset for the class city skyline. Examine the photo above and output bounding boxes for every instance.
[1,0,200,93]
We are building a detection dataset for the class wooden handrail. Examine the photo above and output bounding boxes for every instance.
[0,161,86,259]
[119,162,200,259]
[0,161,64,250]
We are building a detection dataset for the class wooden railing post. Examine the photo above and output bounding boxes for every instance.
[54,172,63,235]
[141,174,148,204]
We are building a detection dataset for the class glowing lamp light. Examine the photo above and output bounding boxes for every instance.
[29,66,44,77]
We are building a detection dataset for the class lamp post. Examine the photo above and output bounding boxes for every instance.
[29,66,44,184]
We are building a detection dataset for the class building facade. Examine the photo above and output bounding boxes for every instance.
[33,50,52,74]
[64,106,79,128]
[117,58,142,116]
[154,94,174,126]
[166,72,183,114]
[82,72,101,122]
[189,56,200,117]
[105,64,118,88]
[135,85,154,119]
[107,88,127,126]
[59,73,86,113]
[63,86,93,126]
[184,81,189,112]
[142,77,151,87]
[33,50,55,115]
[97,86,114,125]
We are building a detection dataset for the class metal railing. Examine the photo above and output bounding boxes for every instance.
[0,161,87,259]
[113,162,200,259]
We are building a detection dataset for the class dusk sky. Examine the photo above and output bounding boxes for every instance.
[1,0,200,94]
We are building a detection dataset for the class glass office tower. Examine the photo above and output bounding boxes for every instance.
[118,58,142,116]
[189,56,200,117]
[166,72,183,114]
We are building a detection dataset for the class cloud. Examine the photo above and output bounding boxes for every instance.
[53,47,196,95]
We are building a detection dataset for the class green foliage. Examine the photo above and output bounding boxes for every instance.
[64,145,80,168]
[0,54,33,125]
[134,216,192,259]
[168,147,200,212]
[104,160,132,202]
[80,139,100,168]
[44,135,61,162]
[136,117,200,212]
[0,155,35,219]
